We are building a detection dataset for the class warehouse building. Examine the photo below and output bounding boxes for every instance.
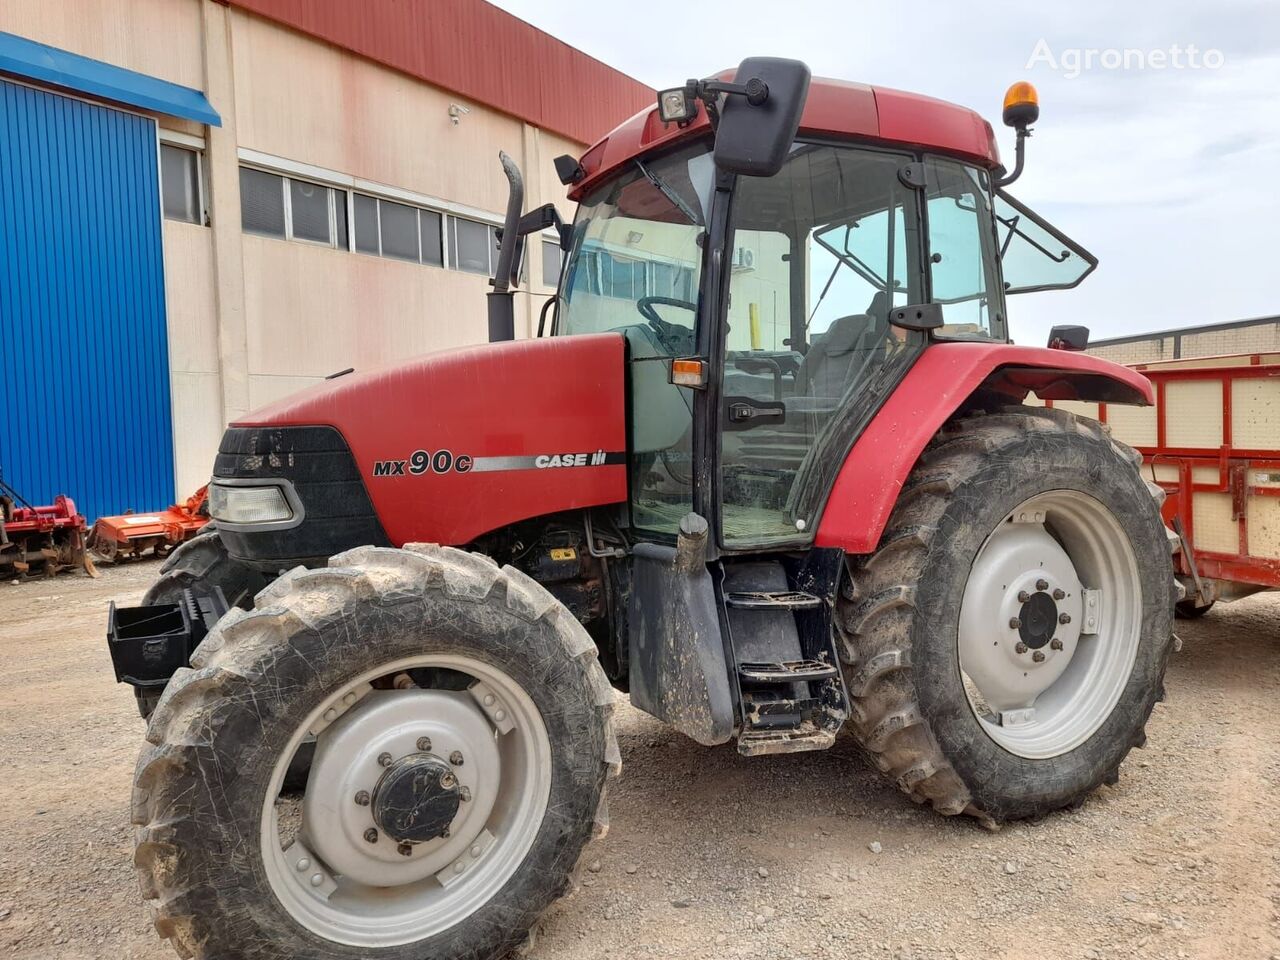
[0,0,652,521]
[1088,315,1280,365]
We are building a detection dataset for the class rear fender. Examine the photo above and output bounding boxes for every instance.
[813,342,1152,555]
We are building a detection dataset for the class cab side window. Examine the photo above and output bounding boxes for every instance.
[925,159,1004,339]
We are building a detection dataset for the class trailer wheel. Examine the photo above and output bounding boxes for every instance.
[838,407,1175,824]
[133,544,617,960]
[1175,597,1214,619]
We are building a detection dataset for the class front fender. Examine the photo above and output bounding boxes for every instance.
[813,342,1152,555]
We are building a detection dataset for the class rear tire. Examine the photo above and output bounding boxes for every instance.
[838,407,1175,824]
[133,544,618,960]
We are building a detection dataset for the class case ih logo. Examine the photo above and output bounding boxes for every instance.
[371,449,622,478]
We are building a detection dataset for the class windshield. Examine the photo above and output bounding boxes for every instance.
[557,142,715,351]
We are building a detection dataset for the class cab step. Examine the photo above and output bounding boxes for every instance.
[738,724,836,757]
[724,590,823,610]
[738,659,839,683]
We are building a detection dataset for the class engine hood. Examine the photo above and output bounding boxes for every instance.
[233,334,628,546]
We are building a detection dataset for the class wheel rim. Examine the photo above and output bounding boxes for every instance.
[957,490,1142,760]
[261,653,552,947]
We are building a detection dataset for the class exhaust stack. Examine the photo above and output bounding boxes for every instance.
[488,151,525,342]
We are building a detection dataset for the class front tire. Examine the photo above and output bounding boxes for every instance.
[839,407,1175,824]
[133,544,618,960]
[135,524,269,720]
[142,522,268,610]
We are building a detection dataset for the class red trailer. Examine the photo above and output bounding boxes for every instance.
[1042,352,1280,616]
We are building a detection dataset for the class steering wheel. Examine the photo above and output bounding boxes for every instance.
[636,296,697,353]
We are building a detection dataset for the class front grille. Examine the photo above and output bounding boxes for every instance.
[213,426,390,568]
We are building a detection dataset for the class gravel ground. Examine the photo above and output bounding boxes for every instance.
[0,561,1277,960]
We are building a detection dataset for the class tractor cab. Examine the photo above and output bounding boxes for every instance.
[498,61,1102,752]
[541,63,1094,552]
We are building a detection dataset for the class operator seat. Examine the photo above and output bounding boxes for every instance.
[796,292,891,398]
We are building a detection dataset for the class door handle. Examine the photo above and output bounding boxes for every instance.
[724,396,786,430]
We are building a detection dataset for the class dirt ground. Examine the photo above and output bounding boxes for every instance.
[0,562,1277,960]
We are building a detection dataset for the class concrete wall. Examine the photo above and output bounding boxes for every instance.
[0,0,589,501]
[1088,320,1280,366]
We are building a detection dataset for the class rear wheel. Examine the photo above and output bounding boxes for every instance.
[838,407,1175,824]
[133,544,617,960]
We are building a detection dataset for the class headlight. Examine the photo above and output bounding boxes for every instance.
[207,483,294,525]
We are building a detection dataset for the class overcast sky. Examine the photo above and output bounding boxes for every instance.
[491,0,1280,346]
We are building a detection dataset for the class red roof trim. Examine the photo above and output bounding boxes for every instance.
[222,0,655,145]
[569,76,1001,200]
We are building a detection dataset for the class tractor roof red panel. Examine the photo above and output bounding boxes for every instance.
[570,76,1000,200]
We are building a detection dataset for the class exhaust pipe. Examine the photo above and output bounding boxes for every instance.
[488,151,524,342]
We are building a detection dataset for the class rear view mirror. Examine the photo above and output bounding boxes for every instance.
[1047,325,1089,351]
[713,58,810,177]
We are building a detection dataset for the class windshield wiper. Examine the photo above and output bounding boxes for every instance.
[635,159,701,225]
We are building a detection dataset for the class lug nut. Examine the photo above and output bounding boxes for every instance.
[397,842,414,857]
[1035,579,1049,592]
[1017,591,1031,603]
[363,828,379,844]
[460,786,472,802]
[1059,613,1072,625]
[1015,642,1028,654]
[416,736,433,752]
[1052,588,1065,600]
[1032,650,1046,663]
[1050,638,1064,651]
[1008,617,1022,629]
[377,752,393,767]
[354,790,370,806]
[440,771,458,789]
[449,750,464,767]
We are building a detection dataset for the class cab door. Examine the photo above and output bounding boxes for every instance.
[717,144,924,549]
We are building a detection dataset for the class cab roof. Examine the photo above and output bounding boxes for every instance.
[569,75,1001,201]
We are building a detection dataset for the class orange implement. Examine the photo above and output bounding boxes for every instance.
[87,485,209,562]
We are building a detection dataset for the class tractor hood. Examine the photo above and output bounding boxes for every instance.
[230,334,628,547]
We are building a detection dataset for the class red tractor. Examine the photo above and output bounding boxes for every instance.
[116,61,1175,960]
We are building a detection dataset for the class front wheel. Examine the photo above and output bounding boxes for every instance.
[134,544,618,959]
[839,407,1175,824]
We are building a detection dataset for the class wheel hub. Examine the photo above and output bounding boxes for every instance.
[373,754,462,844]
[301,688,501,887]
[1017,591,1058,650]
[958,520,1083,714]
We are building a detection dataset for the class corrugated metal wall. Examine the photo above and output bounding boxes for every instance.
[225,0,655,146]
[0,78,173,522]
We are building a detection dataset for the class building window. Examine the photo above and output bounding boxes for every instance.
[449,216,498,275]
[240,166,347,247]
[541,238,563,288]
[160,144,202,224]
[240,168,286,238]
[352,193,445,267]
